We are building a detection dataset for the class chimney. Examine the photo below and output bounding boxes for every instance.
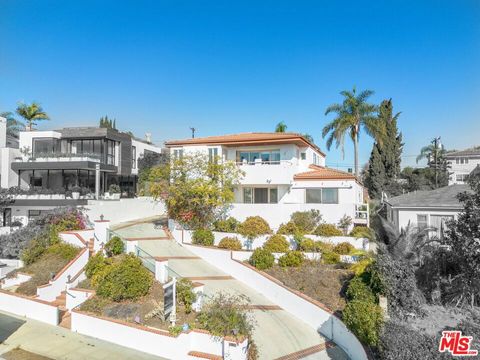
[0,116,6,148]
[145,132,152,143]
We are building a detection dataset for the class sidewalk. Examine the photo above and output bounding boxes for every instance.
[0,311,164,360]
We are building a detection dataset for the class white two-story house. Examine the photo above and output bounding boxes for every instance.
[445,147,480,185]
[165,132,367,229]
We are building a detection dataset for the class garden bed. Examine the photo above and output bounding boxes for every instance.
[263,260,353,314]
[11,245,81,296]
[79,281,198,333]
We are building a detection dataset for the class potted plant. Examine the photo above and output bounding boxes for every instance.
[108,184,121,200]
[71,186,81,200]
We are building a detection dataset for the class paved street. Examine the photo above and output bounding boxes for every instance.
[115,219,349,360]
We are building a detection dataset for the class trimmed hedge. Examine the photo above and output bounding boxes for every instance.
[278,251,305,267]
[237,216,272,240]
[290,210,322,233]
[296,237,316,252]
[343,299,383,347]
[314,223,343,237]
[213,217,240,233]
[346,276,375,302]
[322,251,340,264]
[192,228,214,246]
[350,226,374,239]
[218,236,242,250]
[249,248,274,270]
[263,234,289,253]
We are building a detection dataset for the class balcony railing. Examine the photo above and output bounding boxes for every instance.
[15,152,102,163]
[236,159,294,166]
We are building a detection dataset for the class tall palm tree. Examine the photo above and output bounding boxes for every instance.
[416,142,445,164]
[15,102,50,131]
[322,87,383,177]
[275,121,287,133]
[0,111,25,137]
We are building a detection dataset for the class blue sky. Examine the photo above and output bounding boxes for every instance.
[1,0,479,169]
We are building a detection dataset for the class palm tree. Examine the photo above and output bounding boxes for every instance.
[416,138,448,188]
[322,87,383,177]
[0,111,24,137]
[275,121,287,133]
[15,102,50,131]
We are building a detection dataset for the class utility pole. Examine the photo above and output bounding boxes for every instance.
[432,136,441,188]
[190,127,196,138]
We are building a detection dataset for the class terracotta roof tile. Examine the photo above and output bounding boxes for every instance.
[294,165,356,180]
[165,132,325,156]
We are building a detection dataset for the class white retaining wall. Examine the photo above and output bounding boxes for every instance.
[37,248,90,301]
[66,288,94,310]
[1,273,31,288]
[180,242,367,360]
[60,230,93,247]
[71,310,248,359]
[0,290,59,325]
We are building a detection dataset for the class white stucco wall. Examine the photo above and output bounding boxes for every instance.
[390,206,460,231]
[131,138,162,175]
[0,290,59,325]
[1,147,21,188]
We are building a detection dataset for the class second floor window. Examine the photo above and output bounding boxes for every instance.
[236,150,280,164]
[305,188,338,204]
[173,149,183,160]
[243,187,278,203]
[106,140,115,165]
[456,157,469,164]
[33,138,61,155]
[208,148,218,163]
[132,146,137,169]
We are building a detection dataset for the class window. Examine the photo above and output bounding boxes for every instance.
[305,188,339,204]
[2,208,11,227]
[456,174,468,182]
[456,157,469,164]
[132,146,137,169]
[208,148,218,163]
[300,152,306,160]
[236,150,280,164]
[243,187,278,203]
[106,140,116,165]
[30,177,42,187]
[33,138,60,155]
[313,153,322,165]
[417,214,428,229]
[28,210,50,223]
[173,149,183,160]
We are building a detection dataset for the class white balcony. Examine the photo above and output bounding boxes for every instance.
[236,159,300,185]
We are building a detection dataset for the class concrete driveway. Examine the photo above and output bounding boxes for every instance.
[115,220,349,360]
[0,312,164,360]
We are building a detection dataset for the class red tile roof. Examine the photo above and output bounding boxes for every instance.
[294,165,356,180]
[165,132,325,156]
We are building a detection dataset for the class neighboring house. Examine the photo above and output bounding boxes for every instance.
[445,147,480,185]
[165,132,367,229]
[0,120,161,228]
[385,184,469,239]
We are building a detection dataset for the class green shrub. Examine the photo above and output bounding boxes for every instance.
[314,240,334,253]
[276,221,299,235]
[46,242,80,260]
[79,296,111,314]
[349,226,374,239]
[192,228,214,246]
[346,276,375,302]
[237,216,272,240]
[85,253,109,279]
[218,236,242,250]
[343,300,383,347]
[296,236,316,252]
[314,223,343,237]
[322,251,340,264]
[290,210,322,233]
[249,248,274,270]
[337,214,353,235]
[333,242,354,255]
[263,234,289,253]
[105,236,124,256]
[213,217,240,233]
[20,234,50,265]
[197,293,254,339]
[96,254,153,301]
[278,251,305,267]
[176,278,197,313]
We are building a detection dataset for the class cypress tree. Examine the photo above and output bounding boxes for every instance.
[365,99,403,199]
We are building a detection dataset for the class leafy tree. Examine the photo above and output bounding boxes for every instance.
[15,102,50,131]
[443,175,480,307]
[290,210,322,233]
[399,166,448,192]
[0,111,24,137]
[138,152,169,195]
[275,121,287,132]
[322,87,384,177]
[302,133,314,143]
[149,153,243,228]
[365,99,403,198]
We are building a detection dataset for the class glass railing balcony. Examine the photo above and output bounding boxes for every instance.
[15,152,103,163]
